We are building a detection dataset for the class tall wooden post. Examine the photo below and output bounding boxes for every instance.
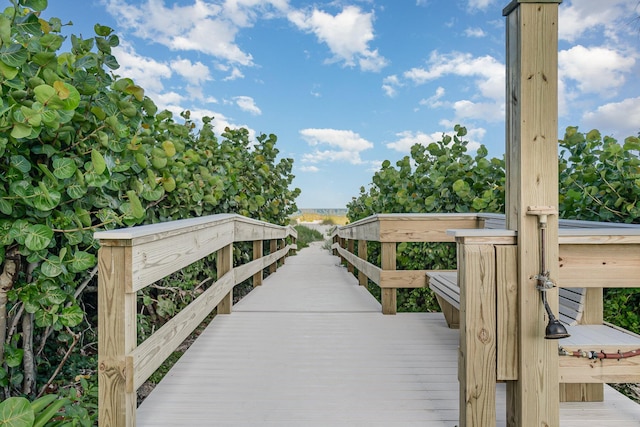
[357,240,368,288]
[347,239,355,273]
[504,1,561,426]
[269,240,278,273]
[253,240,263,287]
[216,243,233,314]
[381,242,397,315]
[98,244,137,427]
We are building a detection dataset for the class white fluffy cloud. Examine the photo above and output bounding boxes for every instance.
[105,0,257,65]
[299,165,320,173]
[405,51,504,101]
[420,86,446,108]
[559,45,635,96]
[382,75,402,97]
[402,51,505,122]
[559,0,637,43]
[583,97,640,138]
[288,6,388,72]
[300,128,374,164]
[386,128,484,153]
[467,0,496,11]
[170,58,211,86]
[464,27,486,38]
[112,45,172,95]
[234,96,262,115]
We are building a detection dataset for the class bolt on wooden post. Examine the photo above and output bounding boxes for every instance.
[503,1,562,426]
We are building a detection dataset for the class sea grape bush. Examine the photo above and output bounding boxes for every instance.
[347,125,640,327]
[0,0,299,422]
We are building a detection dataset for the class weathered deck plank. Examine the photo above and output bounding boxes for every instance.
[136,243,640,426]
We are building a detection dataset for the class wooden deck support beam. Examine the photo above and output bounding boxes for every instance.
[269,239,278,274]
[459,244,497,427]
[98,244,137,427]
[503,1,562,425]
[381,242,397,315]
[253,240,263,287]
[357,240,368,288]
[216,243,233,314]
[347,239,355,273]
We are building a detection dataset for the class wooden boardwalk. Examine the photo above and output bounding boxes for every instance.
[136,243,640,426]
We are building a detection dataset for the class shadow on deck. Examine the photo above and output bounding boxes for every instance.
[136,243,640,426]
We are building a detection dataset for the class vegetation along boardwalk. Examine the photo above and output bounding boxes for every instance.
[136,243,640,426]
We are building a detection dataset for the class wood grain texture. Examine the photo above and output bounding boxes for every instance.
[357,240,368,288]
[98,246,137,427]
[252,240,263,287]
[269,239,278,274]
[496,245,518,381]
[216,244,233,314]
[559,244,640,288]
[381,242,397,315]
[334,244,381,286]
[504,2,561,426]
[459,244,497,427]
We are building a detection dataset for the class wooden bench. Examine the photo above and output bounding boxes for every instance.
[427,270,640,399]
[427,271,587,330]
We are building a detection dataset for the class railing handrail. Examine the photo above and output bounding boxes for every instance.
[95,214,297,427]
[330,213,640,314]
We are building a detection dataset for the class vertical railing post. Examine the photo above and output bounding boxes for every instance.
[253,240,263,287]
[381,242,396,315]
[269,239,278,273]
[98,244,137,427]
[357,240,368,288]
[216,243,233,314]
[458,241,497,427]
[347,239,355,274]
[504,1,562,425]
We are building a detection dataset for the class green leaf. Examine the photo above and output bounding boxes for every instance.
[10,155,31,174]
[41,256,64,278]
[40,281,66,305]
[59,306,83,327]
[91,149,106,174]
[21,0,49,12]
[0,198,11,215]
[52,158,77,179]
[33,84,57,106]
[11,123,32,139]
[4,346,24,368]
[0,44,28,67]
[32,184,61,211]
[84,170,109,187]
[55,82,81,110]
[0,61,18,79]
[69,251,96,272]
[94,23,113,36]
[66,183,87,199]
[126,190,145,219]
[0,396,34,427]
[24,224,53,251]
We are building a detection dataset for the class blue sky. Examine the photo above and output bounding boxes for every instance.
[42,0,640,208]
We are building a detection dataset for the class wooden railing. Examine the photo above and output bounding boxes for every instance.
[331,213,640,314]
[332,213,640,425]
[330,213,503,314]
[94,214,297,427]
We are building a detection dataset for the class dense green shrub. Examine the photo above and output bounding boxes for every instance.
[347,124,640,330]
[347,125,504,312]
[0,1,299,422]
[294,225,324,249]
